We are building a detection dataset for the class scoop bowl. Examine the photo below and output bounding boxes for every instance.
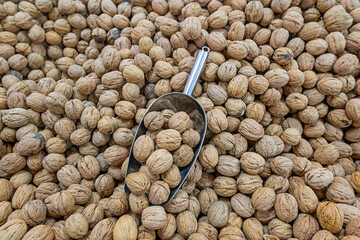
[124,46,210,206]
[124,92,207,206]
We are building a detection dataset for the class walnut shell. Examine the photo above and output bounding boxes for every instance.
[133,135,154,163]
[144,111,164,131]
[317,201,344,234]
[168,111,191,133]
[0,219,28,240]
[240,152,265,175]
[23,225,54,240]
[146,149,173,174]
[149,181,170,205]
[173,144,194,167]
[16,132,46,156]
[293,214,319,240]
[156,129,182,151]
[125,172,151,195]
[161,164,181,188]
[208,201,229,228]
[141,206,167,230]
[176,211,197,238]
[45,191,75,218]
[239,118,264,141]
[251,187,276,211]
[274,193,298,223]
[113,215,138,240]
[293,185,318,214]
[305,168,334,190]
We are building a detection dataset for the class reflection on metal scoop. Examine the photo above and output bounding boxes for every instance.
[125,46,210,206]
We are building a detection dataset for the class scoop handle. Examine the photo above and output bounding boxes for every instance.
[183,46,210,96]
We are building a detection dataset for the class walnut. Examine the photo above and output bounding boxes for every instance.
[16,132,46,156]
[197,221,218,240]
[77,155,101,180]
[113,128,134,147]
[141,206,167,230]
[317,201,344,234]
[66,184,92,205]
[115,100,136,120]
[161,164,181,188]
[213,132,235,151]
[243,218,263,240]
[2,108,30,128]
[156,129,182,151]
[0,179,13,201]
[176,211,197,238]
[239,118,264,141]
[0,201,12,225]
[251,187,276,211]
[270,156,293,178]
[268,218,292,239]
[216,155,240,177]
[165,190,189,214]
[324,5,353,32]
[0,219,28,240]
[208,201,229,228]
[57,164,81,187]
[45,191,75,218]
[207,84,228,106]
[173,144,194,167]
[125,172,151,195]
[312,230,337,240]
[213,176,237,197]
[207,32,227,52]
[180,17,201,40]
[168,111,191,133]
[237,173,262,195]
[128,194,149,215]
[155,61,174,79]
[240,152,265,175]
[133,135,154,163]
[0,153,26,177]
[293,214,319,240]
[281,128,301,145]
[149,181,170,205]
[182,129,200,148]
[313,144,339,165]
[207,109,228,134]
[95,174,115,197]
[305,168,334,190]
[113,215,138,240]
[103,145,128,167]
[82,204,105,228]
[123,65,144,83]
[274,193,298,223]
[144,111,164,131]
[65,213,89,239]
[326,177,355,205]
[146,149,173,174]
[107,191,129,217]
[45,137,67,154]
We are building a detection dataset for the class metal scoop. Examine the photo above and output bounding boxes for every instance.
[125,46,210,206]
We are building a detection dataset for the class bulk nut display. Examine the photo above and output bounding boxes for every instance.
[1,0,360,239]
[126,110,200,204]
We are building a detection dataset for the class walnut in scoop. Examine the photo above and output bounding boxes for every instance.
[144,111,164,131]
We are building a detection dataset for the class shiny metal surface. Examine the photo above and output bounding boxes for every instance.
[183,46,210,95]
[124,47,210,206]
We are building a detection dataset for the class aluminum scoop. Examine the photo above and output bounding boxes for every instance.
[125,46,210,206]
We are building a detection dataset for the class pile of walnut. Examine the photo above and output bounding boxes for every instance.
[1,0,360,239]
[126,110,200,205]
